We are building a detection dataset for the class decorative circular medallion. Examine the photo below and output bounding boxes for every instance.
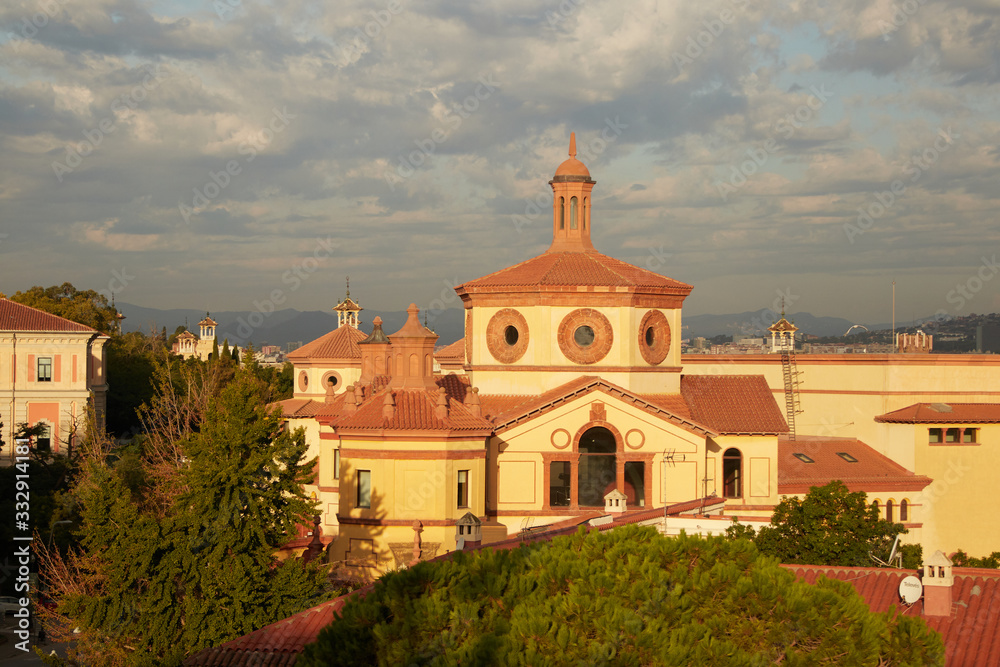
[486,309,529,364]
[551,428,571,450]
[558,308,613,364]
[638,310,671,365]
[321,371,343,392]
[625,429,645,450]
[298,370,309,392]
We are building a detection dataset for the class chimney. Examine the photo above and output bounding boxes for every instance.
[324,376,337,404]
[435,386,448,420]
[604,488,627,514]
[922,550,954,616]
[455,512,482,551]
[464,387,482,417]
[382,391,395,420]
[343,384,357,413]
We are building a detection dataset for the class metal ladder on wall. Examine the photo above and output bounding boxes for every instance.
[780,350,802,440]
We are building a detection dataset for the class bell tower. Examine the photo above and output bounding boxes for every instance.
[548,132,596,253]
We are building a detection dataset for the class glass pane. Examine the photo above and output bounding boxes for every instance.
[574,325,594,347]
[570,197,578,230]
[579,427,615,453]
[578,454,615,506]
[624,461,644,507]
[358,470,371,508]
[550,461,570,507]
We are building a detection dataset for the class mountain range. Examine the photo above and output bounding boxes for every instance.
[117,302,926,349]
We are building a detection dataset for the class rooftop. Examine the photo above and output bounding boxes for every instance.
[876,403,1000,424]
[777,436,933,494]
[0,298,103,334]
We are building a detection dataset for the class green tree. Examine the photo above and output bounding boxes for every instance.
[10,283,118,334]
[300,526,943,666]
[749,480,906,567]
[44,365,329,665]
[106,331,162,437]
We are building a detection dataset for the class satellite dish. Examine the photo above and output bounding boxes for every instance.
[899,575,923,604]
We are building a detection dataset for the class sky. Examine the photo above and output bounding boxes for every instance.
[2,0,999,327]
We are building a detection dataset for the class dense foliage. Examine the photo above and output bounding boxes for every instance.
[42,365,329,666]
[299,526,943,667]
[730,480,911,568]
[8,283,119,334]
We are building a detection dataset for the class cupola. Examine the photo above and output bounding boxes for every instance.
[548,132,596,253]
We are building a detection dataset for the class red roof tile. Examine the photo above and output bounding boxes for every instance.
[783,564,1000,666]
[183,587,373,666]
[0,298,102,334]
[486,376,716,437]
[333,383,493,433]
[777,436,933,494]
[286,325,368,362]
[458,250,692,293]
[434,339,465,361]
[876,403,1000,424]
[681,375,789,434]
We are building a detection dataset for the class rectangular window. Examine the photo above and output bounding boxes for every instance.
[963,428,978,443]
[333,449,340,479]
[945,428,960,443]
[457,470,469,509]
[357,470,371,509]
[550,461,571,507]
[624,461,645,507]
[928,428,942,443]
[36,424,51,452]
[37,357,52,382]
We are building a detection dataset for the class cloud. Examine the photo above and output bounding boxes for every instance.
[0,0,997,325]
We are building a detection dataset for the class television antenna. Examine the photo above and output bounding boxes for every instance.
[870,534,902,568]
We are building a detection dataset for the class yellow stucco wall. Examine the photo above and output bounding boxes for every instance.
[468,305,682,395]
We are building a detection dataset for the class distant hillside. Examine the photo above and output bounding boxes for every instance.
[117,303,466,348]
[119,302,934,349]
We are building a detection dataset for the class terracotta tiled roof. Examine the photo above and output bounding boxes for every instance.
[434,339,465,361]
[638,394,693,420]
[458,251,692,293]
[333,384,493,433]
[183,588,372,667]
[486,376,717,437]
[274,398,333,418]
[784,564,1000,666]
[286,325,368,362]
[681,375,789,434]
[0,298,101,333]
[876,403,1000,424]
[777,436,933,494]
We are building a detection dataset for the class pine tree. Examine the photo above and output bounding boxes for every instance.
[49,365,328,664]
[221,338,231,360]
[211,336,219,362]
[300,527,944,666]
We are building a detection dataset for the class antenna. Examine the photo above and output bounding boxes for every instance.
[870,534,902,568]
[899,575,922,605]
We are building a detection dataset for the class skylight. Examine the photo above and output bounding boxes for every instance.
[836,452,858,463]
[792,453,814,463]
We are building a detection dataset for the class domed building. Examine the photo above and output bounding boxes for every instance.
[278,135,928,576]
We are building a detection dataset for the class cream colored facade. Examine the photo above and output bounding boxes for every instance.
[281,137,991,573]
[1,299,109,457]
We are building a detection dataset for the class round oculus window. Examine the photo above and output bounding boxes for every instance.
[638,310,671,365]
[558,309,613,364]
[486,309,529,364]
[504,325,519,346]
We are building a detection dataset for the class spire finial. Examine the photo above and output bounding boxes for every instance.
[781,297,785,318]
[346,275,350,299]
[568,132,577,158]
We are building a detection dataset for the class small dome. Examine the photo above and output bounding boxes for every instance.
[553,132,591,179]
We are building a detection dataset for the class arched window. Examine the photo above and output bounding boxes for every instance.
[871,500,880,514]
[582,197,587,230]
[570,197,578,230]
[886,499,894,523]
[559,197,565,229]
[578,427,616,507]
[722,448,742,498]
[900,499,908,522]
